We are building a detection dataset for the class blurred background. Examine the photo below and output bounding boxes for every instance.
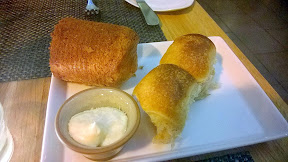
[198,0,288,104]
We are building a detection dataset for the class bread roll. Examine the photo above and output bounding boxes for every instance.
[133,64,200,144]
[49,17,139,87]
[160,34,216,99]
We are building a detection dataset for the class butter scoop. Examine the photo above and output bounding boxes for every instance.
[68,107,128,147]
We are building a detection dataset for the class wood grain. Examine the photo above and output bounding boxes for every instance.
[0,78,50,162]
[0,1,287,162]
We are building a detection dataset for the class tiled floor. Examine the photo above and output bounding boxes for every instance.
[198,0,288,104]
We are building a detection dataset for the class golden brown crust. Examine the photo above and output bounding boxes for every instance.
[49,17,139,87]
[133,64,199,143]
[160,34,216,82]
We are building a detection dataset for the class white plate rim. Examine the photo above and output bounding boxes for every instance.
[125,0,194,12]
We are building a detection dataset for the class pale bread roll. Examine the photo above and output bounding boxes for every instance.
[160,34,216,99]
[133,64,200,144]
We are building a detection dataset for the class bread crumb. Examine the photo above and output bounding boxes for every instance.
[138,66,144,70]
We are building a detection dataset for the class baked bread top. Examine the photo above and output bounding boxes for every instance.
[160,34,216,82]
[133,64,199,143]
[49,17,139,86]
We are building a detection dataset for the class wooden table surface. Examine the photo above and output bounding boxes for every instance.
[0,2,287,162]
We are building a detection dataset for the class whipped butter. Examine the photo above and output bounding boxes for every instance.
[68,107,128,147]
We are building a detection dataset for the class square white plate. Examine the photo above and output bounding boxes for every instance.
[40,37,288,162]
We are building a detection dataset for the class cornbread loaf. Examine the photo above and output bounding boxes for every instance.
[133,64,201,144]
[49,17,139,87]
[160,34,216,99]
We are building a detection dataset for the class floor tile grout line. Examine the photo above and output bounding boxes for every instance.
[197,0,288,99]
[231,0,287,51]
[197,2,281,63]
[263,28,288,51]
[212,8,287,56]
[252,50,288,55]
[222,28,285,94]
[222,0,288,53]
[191,1,287,57]
[257,0,288,24]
